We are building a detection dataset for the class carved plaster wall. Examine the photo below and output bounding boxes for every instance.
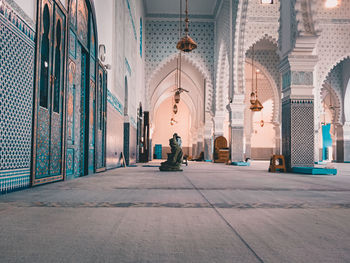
[233,0,279,95]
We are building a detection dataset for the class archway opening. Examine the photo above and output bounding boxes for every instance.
[153,96,191,158]
[319,58,350,162]
[244,38,280,160]
[148,55,207,160]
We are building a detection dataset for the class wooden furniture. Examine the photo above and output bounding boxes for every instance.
[214,136,229,163]
[269,155,286,172]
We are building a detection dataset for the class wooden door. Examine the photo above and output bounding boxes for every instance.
[32,0,67,185]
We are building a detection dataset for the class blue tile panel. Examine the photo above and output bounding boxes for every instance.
[0,168,30,194]
[125,0,137,40]
[125,57,132,76]
[0,4,35,194]
[0,0,35,42]
[107,89,124,116]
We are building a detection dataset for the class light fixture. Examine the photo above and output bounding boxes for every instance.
[250,99,264,112]
[261,0,273,4]
[170,117,178,126]
[173,104,178,114]
[325,0,339,8]
[174,90,180,104]
[177,0,197,52]
[98,44,106,62]
[249,44,263,112]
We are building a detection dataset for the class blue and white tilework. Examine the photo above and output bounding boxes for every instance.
[0,3,35,194]
[145,20,215,81]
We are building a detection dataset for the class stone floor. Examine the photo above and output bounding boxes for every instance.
[1,161,350,263]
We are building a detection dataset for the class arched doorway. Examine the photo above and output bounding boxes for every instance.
[150,69,203,160]
[147,53,212,161]
[32,0,67,185]
[152,96,192,158]
[244,38,281,160]
[32,0,103,185]
[318,58,350,162]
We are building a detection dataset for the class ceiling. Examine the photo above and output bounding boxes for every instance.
[144,0,221,19]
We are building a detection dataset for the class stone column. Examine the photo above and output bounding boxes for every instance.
[334,123,343,162]
[343,123,350,162]
[273,123,281,155]
[197,127,204,157]
[204,114,214,161]
[228,95,245,162]
[280,54,318,169]
[213,111,225,137]
[191,129,198,158]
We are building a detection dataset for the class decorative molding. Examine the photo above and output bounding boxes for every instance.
[125,0,137,40]
[107,89,124,116]
[144,0,222,21]
[0,0,35,42]
[125,57,132,75]
[0,168,30,194]
[291,71,313,86]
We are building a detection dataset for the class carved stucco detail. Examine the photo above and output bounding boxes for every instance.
[233,0,279,95]
[146,53,214,113]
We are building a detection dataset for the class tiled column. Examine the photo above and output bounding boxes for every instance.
[228,95,245,162]
[280,55,318,169]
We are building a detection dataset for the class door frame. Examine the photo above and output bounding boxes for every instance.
[31,0,68,186]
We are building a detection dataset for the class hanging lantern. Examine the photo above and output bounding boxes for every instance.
[250,99,263,112]
[250,92,256,105]
[260,120,265,127]
[170,117,177,126]
[249,46,263,112]
[177,35,197,52]
[174,91,180,104]
[177,0,197,52]
[173,104,178,114]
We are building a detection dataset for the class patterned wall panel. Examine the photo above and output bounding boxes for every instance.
[246,49,280,90]
[282,99,315,169]
[290,100,314,167]
[282,100,291,168]
[66,42,82,179]
[145,20,215,82]
[0,4,35,193]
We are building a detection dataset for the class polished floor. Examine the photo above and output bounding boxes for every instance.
[1,161,350,263]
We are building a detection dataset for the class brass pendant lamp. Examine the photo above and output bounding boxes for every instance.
[250,44,263,112]
[177,0,197,52]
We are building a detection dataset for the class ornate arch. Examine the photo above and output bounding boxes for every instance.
[319,57,350,125]
[320,83,342,125]
[319,55,350,92]
[146,53,213,113]
[235,33,278,95]
[216,42,230,112]
[245,59,280,124]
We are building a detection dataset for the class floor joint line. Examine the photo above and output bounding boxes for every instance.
[182,173,265,263]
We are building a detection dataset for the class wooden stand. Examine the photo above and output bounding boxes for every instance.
[269,155,286,172]
[121,152,127,168]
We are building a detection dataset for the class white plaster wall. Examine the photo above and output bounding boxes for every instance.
[343,60,350,122]
[278,0,292,57]
[153,97,191,148]
[12,0,36,22]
